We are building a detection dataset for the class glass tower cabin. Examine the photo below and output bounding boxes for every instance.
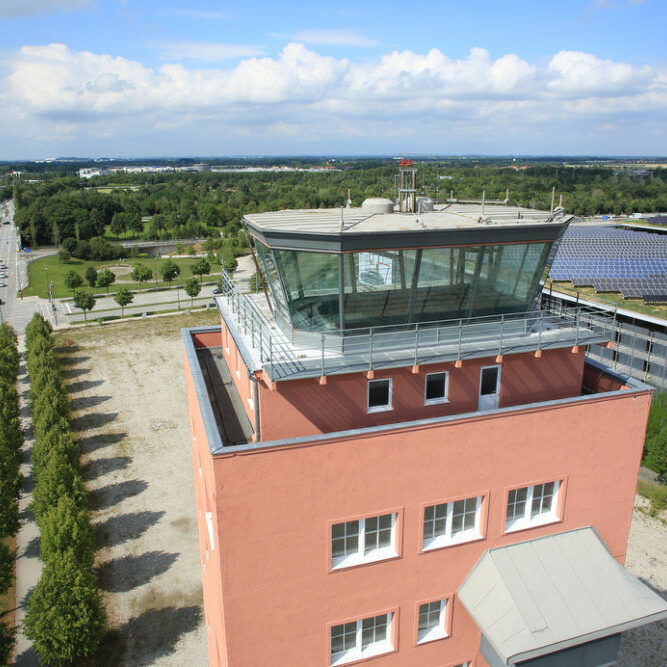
[244,200,571,337]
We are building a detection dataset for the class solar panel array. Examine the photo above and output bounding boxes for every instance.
[549,225,667,302]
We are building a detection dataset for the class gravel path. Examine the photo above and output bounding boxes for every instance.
[57,312,218,665]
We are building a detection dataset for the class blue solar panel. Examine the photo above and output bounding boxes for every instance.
[549,225,667,300]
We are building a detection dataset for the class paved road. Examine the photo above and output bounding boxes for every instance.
[0,204,46,334]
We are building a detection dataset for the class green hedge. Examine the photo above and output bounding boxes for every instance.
[23,314,106,663]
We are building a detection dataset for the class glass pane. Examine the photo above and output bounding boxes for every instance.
[274,249,340,331]
[343,250,417,329]
[368,380,390,407]
[254,242,290,323]
[426,373,446,400]
[481,367,498,395]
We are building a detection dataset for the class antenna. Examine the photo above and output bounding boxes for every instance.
[340,207,345,232]
[398,159,417,213]
[559,193,563,208]
[550,186,556,213]
[482,190,486,216]
[505,188,510,205]
[346,189,351,208]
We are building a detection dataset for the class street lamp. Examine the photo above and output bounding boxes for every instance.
[44,267,50,305]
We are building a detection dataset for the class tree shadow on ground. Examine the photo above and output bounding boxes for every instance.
[96,551,178,593]
[70,394,112,411]
[81,455,132,481]
[61,366,91,379]
[22,534,40,560]
[58,354,90,367]
[71,412,118,432]
[88,479,148,511]
[66,378,105,394]
[95,605,202,666]
[54,343,80,354]
[95,510,166,549]
[77,431,127,455]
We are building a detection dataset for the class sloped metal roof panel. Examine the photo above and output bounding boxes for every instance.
[458,527,667,665]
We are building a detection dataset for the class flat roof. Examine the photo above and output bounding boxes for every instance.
[244,203,573,252]
[458,527,667,665]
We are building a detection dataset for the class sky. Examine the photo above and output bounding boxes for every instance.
[0,0,665,159]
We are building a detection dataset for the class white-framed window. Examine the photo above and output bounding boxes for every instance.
[417,599,448,644]
[367,378,392,413]
[505,481,560,532]
[423,496,483,550]
[331,514,397,569]
[424,372,448,405]
[330,613,394,665]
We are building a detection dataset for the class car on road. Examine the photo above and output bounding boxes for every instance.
[0,283,6,288]
[213,287,223,295]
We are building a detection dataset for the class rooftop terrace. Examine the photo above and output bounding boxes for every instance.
[218,271,616,383]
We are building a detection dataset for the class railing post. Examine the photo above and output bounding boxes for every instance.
[645,332,653,382]
[538,311,543,350]
[414,324,419,366]
[321,333,325,377]
[499,315,504,356]
[259,324,264,361]
[369,328,374,371]
[457,319,463,362]
[574,310,579,348]
[268,335,273,378]
[629,329,636,375]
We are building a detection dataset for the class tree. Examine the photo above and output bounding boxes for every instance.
[191,258,210,284]
[0,542,16,595]
[58,248,71,262]
[64,270,83,292]
[114,288,134,317]
[72,288,96,321]
[184,277,201,307]
[32,448,87,521]
[24,553,106,664]
[126,211,143,237]
[96,268,115,293]
[160,259,180,284]
[84,265,98,287]
[40,496,94,569]
[131,263,152,288]
[109,212,126,237]
[0,622,15,666]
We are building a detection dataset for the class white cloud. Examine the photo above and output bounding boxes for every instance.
[0,42,666,156]
[0,0,91,19]
[170,9,228,20]
[292,29,377,48]
[156,42,264,63]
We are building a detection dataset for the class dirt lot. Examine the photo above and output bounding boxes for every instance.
[55,312,666,665]
[56,311,219,666]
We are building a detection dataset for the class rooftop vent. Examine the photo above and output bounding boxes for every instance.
[361,198,394,214]
[416,197,434,212]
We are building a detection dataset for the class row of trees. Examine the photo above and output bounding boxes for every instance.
[644,391,667,478]
[23,315,106,663]
[0,324,22,661]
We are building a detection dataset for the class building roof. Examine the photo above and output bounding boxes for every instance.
[244,203,573,252]
[457,527,667,665]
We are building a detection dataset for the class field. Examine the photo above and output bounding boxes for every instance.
[54,310,219,665]
[24,255,219,299]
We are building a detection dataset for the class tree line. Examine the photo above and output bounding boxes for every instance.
[0,324,22,662]
[10,161,667,250]
[23,315,106,663]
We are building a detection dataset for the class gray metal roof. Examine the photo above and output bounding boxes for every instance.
[458,527,667,665]
[244,204,573,252]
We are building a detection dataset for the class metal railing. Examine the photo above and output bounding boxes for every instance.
[220,271,616,381]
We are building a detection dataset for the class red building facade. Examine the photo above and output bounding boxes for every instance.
[183,200,665,666]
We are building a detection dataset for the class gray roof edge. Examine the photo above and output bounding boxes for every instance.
[181,326,227,454]
[211,356,649,455]
[509,611,667,665]
[584,355,654,392]
[215,297,262,375]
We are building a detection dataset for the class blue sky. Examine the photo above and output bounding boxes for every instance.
[0,0,665,158]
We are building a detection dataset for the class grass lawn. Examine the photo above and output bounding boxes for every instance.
[547,280,667,320]
[24,255,221,299]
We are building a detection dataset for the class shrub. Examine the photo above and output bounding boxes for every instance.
[40,496,94,569]
[31,449,87,522]
[0,541,16,595]
[0,621,15,666]
[24,553,106,663]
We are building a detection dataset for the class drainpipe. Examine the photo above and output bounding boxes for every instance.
[249,371,260,442]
